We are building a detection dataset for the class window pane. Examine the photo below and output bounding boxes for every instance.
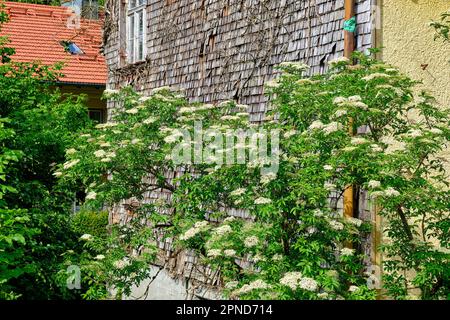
[128,15,135,62]
[129,0,136,9]
[138,11,144,61]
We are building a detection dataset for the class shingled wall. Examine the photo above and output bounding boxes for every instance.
[105,0,373,122]
[103,0,375,299]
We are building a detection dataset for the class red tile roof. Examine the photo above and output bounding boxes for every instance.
[1,1,106,85]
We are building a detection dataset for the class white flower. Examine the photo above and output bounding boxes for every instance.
[323,122,341,135]
[233,279,270,295]
[323,165,333,171]
[225,281,239,290]
[100,142,111,148]
[348,95,362,102]
[299,277,318,292]
[368,180,381,189]
[265,79,280,88]
[230,188,246,197]
[334,109,347,118]
[406,129,422,138]
[328,57,350,67]
[280,272,303,290]
[272,254,283,261]
[80,234,93,241]
[214,225,232,236]
[94,150,107,158]
[94,254,105,260]
[384,187,400,197]
[254,197,272,205]
[349,285,359,292]
[362,73,391,81]
[260,172,277,184]
[179,227,201,241]
[53,171,63,178]
[207,249,222,258]
[280,61,310,71]
[125,108,139,114]
[104,89,119,95]
[244,236,259,248]
[333,97,347,105]
[430,128,442,135]
[340,248,355,256]
[309,120,324,130]
[371,144,383,152]
[85,191,97,200]
[283,129,297,138]
[351,137,368,145]
[329,220,344,231]
[66,148,77,155]
[101,158,112,163]
[194,221,209,229]
[223,216,236,223]
[347,217,363,227]
[220,115,240,121]
[63,159,80,170]
[224,249,236,257]
[114,259,130,269]
[164,135,178,143]
[317,292,329,299]
[143,117,157,124]
[138,96,151,103]
[131,138,141,144]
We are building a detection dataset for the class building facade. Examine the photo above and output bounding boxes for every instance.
[103,0,376,299]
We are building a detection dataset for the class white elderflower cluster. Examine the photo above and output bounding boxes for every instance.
[224,249,236,257]
[53,171,63,178]
[340,248,355,256]
[220,115,240,121]
[85,191,97,200]
[333,109,347,118]
[244,236,259,248]
[370,144,383,153]
[329,220,344,231]
[230,188,246,197]
[114,258,130,270]
[384,187,400,197]
[362,73,391,81]
[214,224,232,236]
[283,129,297,138]
[164,129,184,144]
[260,172,277,184]
[322,122,341,135]
[224,281,239,290]
[254,197,272,205]
[323,165,333,171]
[349,285,359,292]
[272,254,283,261]
[233,279,270,295]
[308,120,324,130]
[351,137,368,145]
[125,108,139,114]
[264,79,280,88]
[328,56,350,67]
[94,254,105,260]
[299,277,318,292]
[103,89,119,96]
[280,272,303,290]
[368,180,381,189]
[317,292,329,299]
[66,148,77,155]
[143,116,157,124]
[95,122,117,129]
[333,95,368,110]
[207,249,222,258]
[80,234,93,241]
[280,61,310,71]
[179,227,201,241]
[223,216,236,223]
[347,217,363,227]
[63,159,80,170]
[94,150,107,158]
[405,129,422,138]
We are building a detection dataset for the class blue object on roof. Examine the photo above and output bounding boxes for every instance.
[67,42,84,55]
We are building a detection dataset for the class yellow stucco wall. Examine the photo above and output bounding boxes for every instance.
[380,0,450,107]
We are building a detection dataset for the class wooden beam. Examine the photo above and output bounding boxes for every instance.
[343,0,356,221]
[344,0,356,59]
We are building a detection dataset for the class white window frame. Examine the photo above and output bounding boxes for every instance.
[126,0,147,64]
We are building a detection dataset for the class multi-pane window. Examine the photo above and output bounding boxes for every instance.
[127,0,146,63]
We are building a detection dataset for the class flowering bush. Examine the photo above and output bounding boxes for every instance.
[60,52,449,300]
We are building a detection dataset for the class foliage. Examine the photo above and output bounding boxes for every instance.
[59,51,450,300]
[430,11,450,42]
[0,3,95,299]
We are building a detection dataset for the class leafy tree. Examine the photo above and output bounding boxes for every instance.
[60,52,449,300]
